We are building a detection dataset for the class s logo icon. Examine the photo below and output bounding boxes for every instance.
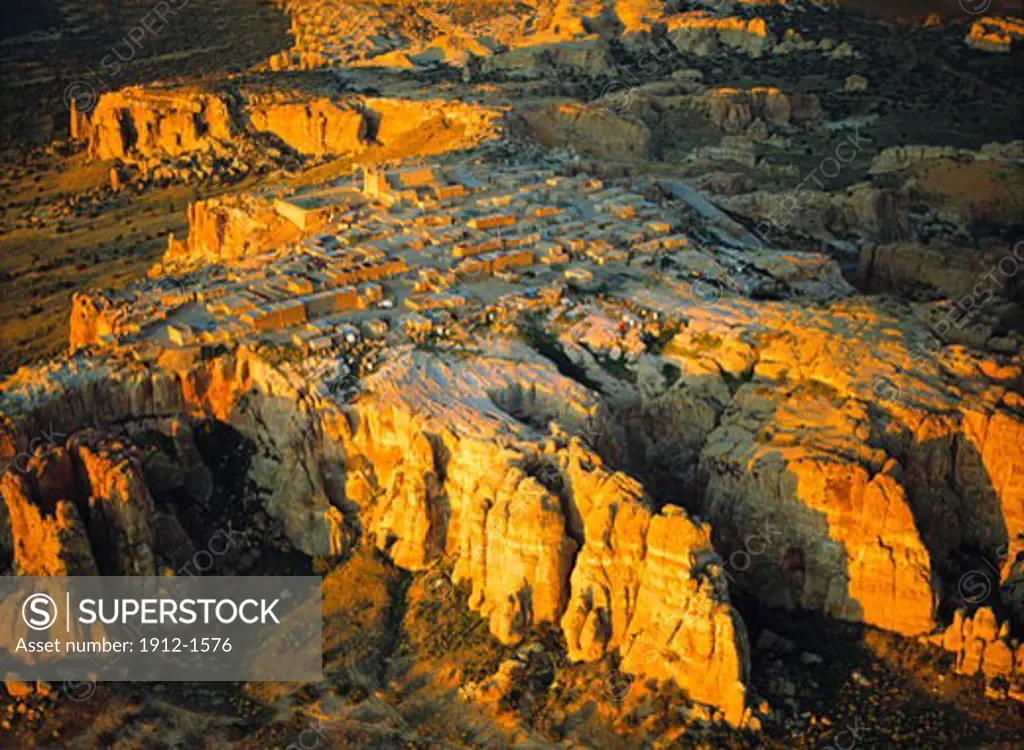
[22,593,58,631]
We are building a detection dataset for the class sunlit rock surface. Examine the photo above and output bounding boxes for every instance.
[3,0,1024,744]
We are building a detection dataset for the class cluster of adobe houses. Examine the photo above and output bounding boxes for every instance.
[123,159,694,357]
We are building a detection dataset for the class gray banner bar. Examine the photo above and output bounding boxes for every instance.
[0,576,322,681]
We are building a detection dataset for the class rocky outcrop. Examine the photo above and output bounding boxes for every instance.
[966,17,1024,54]
[247,95,503,158]
[270,0,663,74]
[519,101,650,159]
[621,508,749,725]
[870,141,1024,175]
[165,194,303,268]
[1,449,100,576]
[267,0,395,70]
[621,295,1024,637]
[328,349,595,644]
[1,431,159,576]
[859,242,1024,301]
[722,183,911,243]
[0,341,752,725]
[366,97,503,157]
[696,87,821,134]
[5,272,1024,722]
[715,141,1020,243]
[932,607,1023,700]
[483,39,612,78]
[612,0,666,34]
[700,390,938,635]
[666,13,774,58]
[0,347,348,561]
[70,292,131,352]
[78,86,503,167]
[248,98,368,156]
[561,452,749,724]
[80,87,235,161]
[868,142,1024,230]
[334,346,750,724]
[68,431,158,576]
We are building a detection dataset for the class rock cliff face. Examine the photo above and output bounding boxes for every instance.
[697,87,822,134]
[866,141,1024,229]
[39,294,1024,706]
[81,87,235,161]
[333,345,748,723]
[2,451,99,577]
[363,97,504,157]
[2,430,158,577]
[634,296,1024,638]
[0,347,348,561]
[4,265,1024,725]
[859,241,1024,300]
[0,342,752,724]
[869,141,1024,176]
[248,98,368,156]
[666,13,774,58]
[67,431,158,576]
[699,387,938,635]
[560,459,749,724]
[76,87,502,165]
[721,184,912,243]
